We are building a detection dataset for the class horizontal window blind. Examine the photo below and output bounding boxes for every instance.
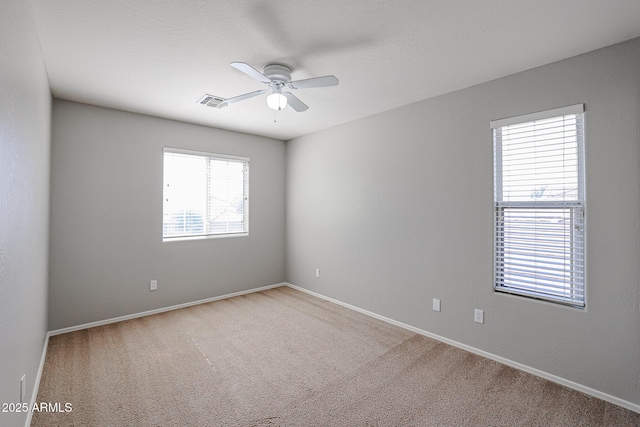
[163,148,249,240]
[493,105,585,307]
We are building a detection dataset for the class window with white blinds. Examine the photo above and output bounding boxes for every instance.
[163,148,249,240]
[492,104,585,307]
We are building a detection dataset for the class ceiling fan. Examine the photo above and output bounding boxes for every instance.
[220,62,339,112]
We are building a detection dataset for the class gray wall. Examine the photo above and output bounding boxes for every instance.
[0,1,52,426]
[49,100,286,330]
[287,37,640,406]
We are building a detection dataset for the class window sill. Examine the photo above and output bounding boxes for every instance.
[163,232,248,243]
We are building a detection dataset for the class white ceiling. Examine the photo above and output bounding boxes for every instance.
[29,0,640,141]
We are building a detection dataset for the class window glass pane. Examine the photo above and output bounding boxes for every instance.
[208,158,246,234]
[500,116,580,203]
[496,206,584,304]
[163,153,207,237]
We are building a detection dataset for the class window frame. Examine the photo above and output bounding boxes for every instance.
[162,147,249,242]
[491,104,586,308]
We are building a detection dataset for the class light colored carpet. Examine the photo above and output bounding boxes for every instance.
[33,286,640,426]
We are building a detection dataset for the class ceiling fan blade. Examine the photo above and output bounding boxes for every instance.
[231,62,271,84]
[287,75,339,90]
[221,89,268,106]
[283,92,309,112]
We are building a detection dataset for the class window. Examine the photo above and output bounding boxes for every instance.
[492,104,585,307]
[163,148,249,240]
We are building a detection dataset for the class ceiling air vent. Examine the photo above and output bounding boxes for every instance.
[197,94,226,108]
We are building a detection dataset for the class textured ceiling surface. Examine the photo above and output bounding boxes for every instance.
[29,0,640,140]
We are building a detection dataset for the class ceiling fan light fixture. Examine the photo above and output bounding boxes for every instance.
[267,91,287,110]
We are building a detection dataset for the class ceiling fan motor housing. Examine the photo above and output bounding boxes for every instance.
[264,64,291,83]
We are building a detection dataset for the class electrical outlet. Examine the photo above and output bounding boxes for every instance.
[20,374,25,403]
[315,269,320,278]
[474,309,484,324]
[432,298,441,312]
[150,280,157,291]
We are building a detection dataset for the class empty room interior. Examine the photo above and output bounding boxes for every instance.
[2,0,640,426]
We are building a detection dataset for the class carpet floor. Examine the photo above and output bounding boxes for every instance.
[32,286,640,426]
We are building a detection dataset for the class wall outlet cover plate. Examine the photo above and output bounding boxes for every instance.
[474,309,484,324]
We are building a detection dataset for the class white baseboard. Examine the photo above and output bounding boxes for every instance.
[48,282,286,336]
[284,282,640,415]
[24,332,50,427]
